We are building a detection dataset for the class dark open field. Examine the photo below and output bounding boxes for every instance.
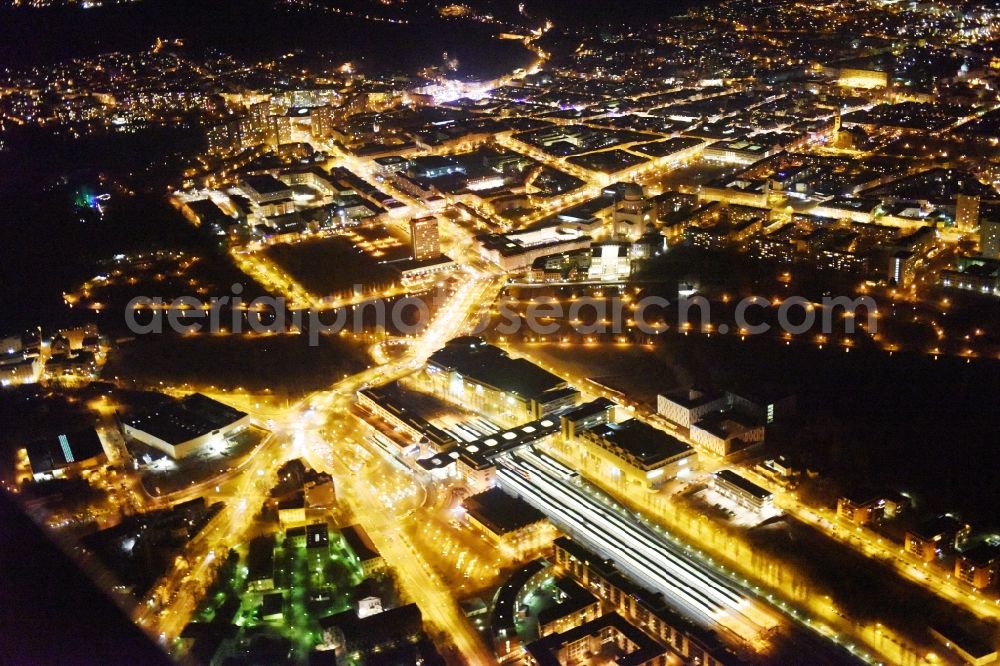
[264,236,399,298]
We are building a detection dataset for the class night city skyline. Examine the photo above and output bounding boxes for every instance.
[1,1,999,665]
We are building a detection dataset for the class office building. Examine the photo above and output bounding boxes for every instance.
[237,175,293,205]
[837,493,884,526]
[689,410,765,458]
[929,623,998,666]
[658,385,792,457]
[657,388,729,429]
[409,215,441,260]
[712,470,773,513]
[478,225,592,272]
[408,155,466,179]
[955,543,1000,590]
[905,515,971,562]
[836,490,905,526]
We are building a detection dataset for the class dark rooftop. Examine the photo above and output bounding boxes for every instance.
[359,381,456,449]
[463,487,547,536]
[241,174,292,195]
[123,393,247,446]
[536,576,597,628]
[959,542,1000,566]
[909,515,967,541]
[318,603,423,647]
[26,426,105,475]
[931,621,998,660]
[428,337,566,401]
[341,524,380,562]
[585,418,693,467]
[714,469,772,501]
[306,522,329,549]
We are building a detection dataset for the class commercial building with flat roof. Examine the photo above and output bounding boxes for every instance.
[122,393,251,459]
[929,622,998,666]
[26,426,107,481]
[463,487,551,558]
[905,515,971,562]
[657,388,728,429]
[463,487,546,536]
[478,225,593,272]
[238,174,294,204]
[575,419,696,491]
[425,337,579,424]
[689,410,765,458]
[357,381,457,453]
[712,470,773,513]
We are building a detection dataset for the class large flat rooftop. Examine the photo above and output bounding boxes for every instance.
[585,418,693,467]
[123,393,247,445]
[463,487,546,535]
[428,337,567,401]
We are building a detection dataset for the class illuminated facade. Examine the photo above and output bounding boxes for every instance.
[569,419,696,492]
[409,214,441,260]
[982,216,1000,259]
[613,183,653,242]
[424,337,578,425]
[955,544,1000,590]
[955,194,981,232]
[462,487,554,560]
[838,67,889,89]
[553,538,734,666]
[712,469,773,513]
[905,516,970,562]
[121,393,251,459]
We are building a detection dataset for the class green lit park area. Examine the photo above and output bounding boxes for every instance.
[182,521,401,664]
